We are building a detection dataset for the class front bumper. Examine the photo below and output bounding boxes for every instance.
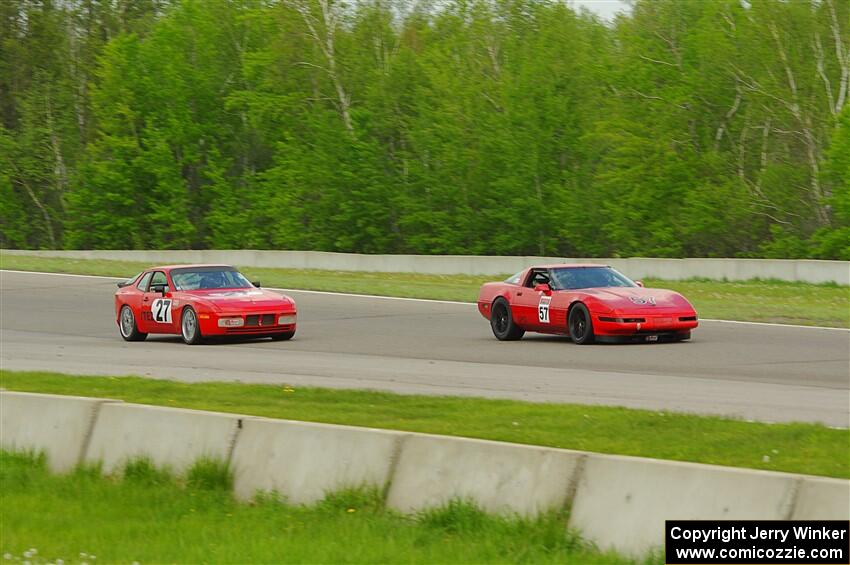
[595,331,691,343]
[197,310,297,336]
[593,312,698,338]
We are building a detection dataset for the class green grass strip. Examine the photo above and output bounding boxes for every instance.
[1,253,847,327]
[1,451,641,564]
[2,370,846,480]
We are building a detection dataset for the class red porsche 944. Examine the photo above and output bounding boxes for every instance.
[114,264,296,344]
[477,264,698,344]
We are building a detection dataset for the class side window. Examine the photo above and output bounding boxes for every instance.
[136,272,153,292]
[525,269,550,288]
[148,271,168,292]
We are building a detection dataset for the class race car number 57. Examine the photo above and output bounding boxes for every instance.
[538,296,551,324]
[151,298,173,324]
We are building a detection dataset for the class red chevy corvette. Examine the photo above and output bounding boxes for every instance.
[477,264,698,344]
[114,264,296,344]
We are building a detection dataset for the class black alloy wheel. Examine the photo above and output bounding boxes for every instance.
[568,302,595,345]
[490,299,525,341]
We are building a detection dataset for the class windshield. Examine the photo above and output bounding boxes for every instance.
[170,267,254,291]
[549,267,636,290]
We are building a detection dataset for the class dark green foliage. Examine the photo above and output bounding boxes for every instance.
[1,0,848,257]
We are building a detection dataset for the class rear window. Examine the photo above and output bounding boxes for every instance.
[136,272,153,292]
[122,272,142,286]
[504,271,523,285]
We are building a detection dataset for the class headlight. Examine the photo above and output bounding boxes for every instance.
[278,314,296,325]
[218,317,244,328]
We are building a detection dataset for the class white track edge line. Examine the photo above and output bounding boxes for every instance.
[2,269,848,331]
[1,269,125,280]
[697,318,849,331]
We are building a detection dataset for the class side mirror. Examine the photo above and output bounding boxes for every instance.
[117,281,129,288]
[252,280,261,288]
[635,280,644,288]
[534,283,552,294]
[150,284,167,295]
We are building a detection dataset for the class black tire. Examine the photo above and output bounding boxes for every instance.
[270,331,295,341]
[118,305,147,342]
[671,331,691,342]
[180,307,204,345]
[490,298,525,341]
[568,303,595,345]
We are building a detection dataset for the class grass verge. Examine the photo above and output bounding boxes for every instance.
[2,370,847,479]
[1,253,847,327]
[0,451,638,564]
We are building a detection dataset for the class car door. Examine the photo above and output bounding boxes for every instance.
[141,270,176,334]
[511,269,551,329]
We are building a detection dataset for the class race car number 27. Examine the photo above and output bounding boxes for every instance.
[150,298,173,324]
[538,296,551,324]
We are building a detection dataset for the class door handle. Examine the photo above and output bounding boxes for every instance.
[517,291,523,296]
[143,297,149,302]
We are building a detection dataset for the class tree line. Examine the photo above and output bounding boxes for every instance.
[2,0,849,259]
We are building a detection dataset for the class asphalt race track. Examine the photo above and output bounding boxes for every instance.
[1,270,848,427]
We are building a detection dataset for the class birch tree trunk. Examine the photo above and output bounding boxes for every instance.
[290,0,354,136]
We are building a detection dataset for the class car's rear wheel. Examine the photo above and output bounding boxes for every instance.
[568,303,595,345]
[270,331,295,341]
[490,298,524,341]
[181,307,203,345]
[118,305,147,342]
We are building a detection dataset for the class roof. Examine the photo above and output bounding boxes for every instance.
[148,264,236,271]
[531,263,609,269]
[144,262,611,272]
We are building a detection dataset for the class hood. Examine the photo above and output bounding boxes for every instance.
[575,287,693,311]
[180,288,294,310]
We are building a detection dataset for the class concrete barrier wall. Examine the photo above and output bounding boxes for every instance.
[791,477,850,520]
[0,391,119,472]
[3,392,849,558]
[386,434,583,516]
[84,403,244,473]
[230,418,405,504]
[566,453,801,556]
[3,249,848,284]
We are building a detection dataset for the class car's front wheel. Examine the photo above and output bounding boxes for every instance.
[568,303,595,345]
[180,307,204,345]
[270,331,295,341]
[490,298,525,341]
[118,305,147,342]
